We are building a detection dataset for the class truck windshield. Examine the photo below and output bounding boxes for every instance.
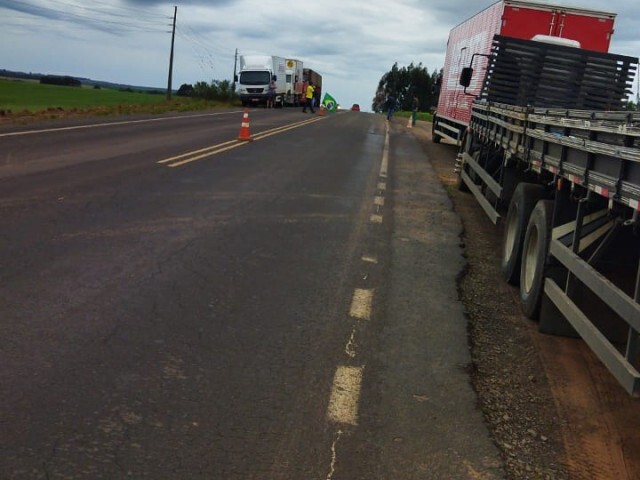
[239,71,270,85]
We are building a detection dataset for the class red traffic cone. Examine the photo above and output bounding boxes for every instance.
[237,108,253,141]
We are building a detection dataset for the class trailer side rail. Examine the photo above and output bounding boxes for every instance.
[466,101,640,396]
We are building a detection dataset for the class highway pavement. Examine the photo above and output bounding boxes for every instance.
[0,110,503,479]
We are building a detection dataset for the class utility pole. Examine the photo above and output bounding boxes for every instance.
[166,6,177,101]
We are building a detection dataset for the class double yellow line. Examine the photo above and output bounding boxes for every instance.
[158,115,325,168]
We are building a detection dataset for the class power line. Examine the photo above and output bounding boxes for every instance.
[1,0,238,84]
[175,22,237,81]
[0,0,169,35]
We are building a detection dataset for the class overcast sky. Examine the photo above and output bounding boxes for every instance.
[1,0,639,111]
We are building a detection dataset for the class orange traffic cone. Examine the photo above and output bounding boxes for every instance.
[237,108,253,141]
[318,104,326,116]
[406,116,412,128]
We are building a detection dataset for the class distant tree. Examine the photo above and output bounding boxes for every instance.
[177,83,194,97]
[193,81,212,100]
[192,79,237,101]
[372,62,439,113]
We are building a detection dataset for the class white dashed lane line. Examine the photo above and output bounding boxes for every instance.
[361,255,378,264]
[349,288,374,321]
[324,121,390,477]
[326,366,364,426]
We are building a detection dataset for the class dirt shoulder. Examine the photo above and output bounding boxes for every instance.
[406,119,640,480]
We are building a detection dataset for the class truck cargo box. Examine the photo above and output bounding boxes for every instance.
[433,0,616,145]
[302,68,323,106]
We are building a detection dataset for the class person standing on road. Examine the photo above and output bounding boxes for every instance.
[411,94,420,126]
[302,83,315,114]
[267,76,277,109]
[385,93,396,121]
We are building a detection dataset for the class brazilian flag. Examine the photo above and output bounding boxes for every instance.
[322,92,337,112]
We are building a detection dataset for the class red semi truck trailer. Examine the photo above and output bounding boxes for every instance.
[432,0,616,146]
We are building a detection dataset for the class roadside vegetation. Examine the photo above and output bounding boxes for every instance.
[393,110,434,122]
[0,73,440,123]
[372,62,441,115]
[0,77,240,121]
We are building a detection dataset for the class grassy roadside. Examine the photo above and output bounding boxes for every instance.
[1,78,436,122]
[393,110,434,122]
[0,78,238,121]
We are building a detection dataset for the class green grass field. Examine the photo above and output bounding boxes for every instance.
[0,78,229,116]
[0,78,435,120]
[0,78,170,112]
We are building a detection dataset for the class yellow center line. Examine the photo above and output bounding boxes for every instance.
[159,116,326,168]
[167,142,246,167]
[252,116,324,141]
[157,139,239,164]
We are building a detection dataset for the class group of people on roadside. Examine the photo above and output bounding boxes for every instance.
[270,80,421,122]
[266,76,318,113]
[385,92,420,126]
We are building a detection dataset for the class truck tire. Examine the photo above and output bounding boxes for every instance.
[432,118,442,144]
[501,183,546,285]
[520,199,553,319]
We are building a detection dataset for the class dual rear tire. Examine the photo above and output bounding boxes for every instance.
[500,183,552,319]
[501,183,546,285]
[520,200,553,319]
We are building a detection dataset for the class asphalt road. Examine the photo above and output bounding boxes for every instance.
[0,110,502,479]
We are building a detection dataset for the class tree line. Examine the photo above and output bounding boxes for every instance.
[176,79,236,101]
[372,62,441,113]
[40,75,82,87]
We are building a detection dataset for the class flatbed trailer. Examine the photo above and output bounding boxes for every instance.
[455,35,640,396]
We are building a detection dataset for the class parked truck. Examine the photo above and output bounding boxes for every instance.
[441,1,640,396]
[432,0,615,146]
[236,55,305,107]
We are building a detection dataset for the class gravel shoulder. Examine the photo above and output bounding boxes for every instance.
[406,119,640,480]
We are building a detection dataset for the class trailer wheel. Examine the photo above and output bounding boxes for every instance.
[432,117,442,144]
[520,199,553,319]
[501,183,546,284]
